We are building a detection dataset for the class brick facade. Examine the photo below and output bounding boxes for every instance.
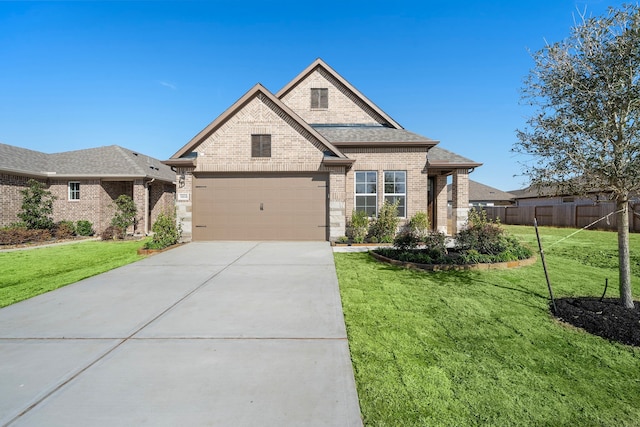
[280,68,387,125]
[0,174,45,226]
[1,175,175,235]
[342,148,429,226]
[196,95,327,172]
[167,59,477,241]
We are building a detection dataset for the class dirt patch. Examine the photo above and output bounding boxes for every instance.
[553,297,640,347]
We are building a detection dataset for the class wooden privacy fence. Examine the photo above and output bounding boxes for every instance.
[484,203,640,232]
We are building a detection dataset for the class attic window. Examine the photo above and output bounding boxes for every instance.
[251,134,271,158]
[311,88,328,109]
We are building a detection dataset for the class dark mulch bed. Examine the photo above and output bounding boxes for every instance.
[553,297,640,347]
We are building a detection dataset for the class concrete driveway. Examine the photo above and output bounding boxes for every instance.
[0,242,362,426]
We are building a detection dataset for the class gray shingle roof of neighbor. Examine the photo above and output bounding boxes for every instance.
[0,143,50,175]
[448,180,516,202]
[312,125,438,144]
[0,143,175,182]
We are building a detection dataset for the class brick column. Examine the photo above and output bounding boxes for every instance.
[176,167,194,241]
[452,169,469,234]
[328,167,347,241]
[133,179,146,235]
[434,174,448,234]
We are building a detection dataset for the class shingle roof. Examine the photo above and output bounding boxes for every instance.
[0,143,175,182]
[312,125,437,145]
[428,146,480,165]
[448,180,516,202]
[0,143,50,175]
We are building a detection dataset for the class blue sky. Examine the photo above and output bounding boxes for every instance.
[0,0,627,191]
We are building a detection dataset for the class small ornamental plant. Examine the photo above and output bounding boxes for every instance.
[76,220,94,236]
[348,210,369,243]
[369,200,400,243]
[110,195,137,239]
[144,211,182,250]
[18,179,56,230]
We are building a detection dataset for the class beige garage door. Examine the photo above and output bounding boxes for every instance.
[193,173,328,241]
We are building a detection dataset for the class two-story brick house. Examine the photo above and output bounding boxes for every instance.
[164,59,481,241]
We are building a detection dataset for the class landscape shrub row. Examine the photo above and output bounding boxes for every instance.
[345,200,403,243]
[0,220,95,245]
[373,208,533,265]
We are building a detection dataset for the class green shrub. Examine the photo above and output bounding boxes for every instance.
[111,195,137,238]
[348,210,369,243]
[143,211,182,250]
[101,225,122,241]
[76,220,94,236]
[369,200,400,243]
[336,236,349,244]
[18,179,56,230]
[376,214,531,266]
[53,221,76,239]
[408,211,429,241]
[455,208,509,255]
[454,208,532,262]
[394,230,420,250]
[376,247,445,265]
[424,230,447,253]
[6,222,27,229]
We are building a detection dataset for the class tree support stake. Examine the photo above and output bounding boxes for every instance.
[534,218,557,314]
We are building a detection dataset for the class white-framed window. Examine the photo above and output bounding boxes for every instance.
[68,181,80,201]
[355,171,377,216]
[384,171,406,217]
[310,88,328,109]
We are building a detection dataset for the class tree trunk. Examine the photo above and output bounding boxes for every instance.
[617,199,634,308]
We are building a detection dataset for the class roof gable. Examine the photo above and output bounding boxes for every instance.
[276,58,403,129]
[169,83,347,161]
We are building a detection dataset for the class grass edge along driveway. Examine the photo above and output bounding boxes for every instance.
[0,239,146,308]
[335,225,640,427]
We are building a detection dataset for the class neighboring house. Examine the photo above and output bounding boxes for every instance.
[0,143,176,234]
[509,185,610,206]
[164,59,481,241]
[484,184,640,231]
[448,180,515,207]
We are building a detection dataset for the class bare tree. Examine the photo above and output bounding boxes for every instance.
[515,4,640,309]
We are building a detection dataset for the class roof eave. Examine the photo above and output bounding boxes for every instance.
[0,167,48,178]
[322,157,356,167]
[162,158,197,168]
[334,141,437,149]
[428,161,483,170]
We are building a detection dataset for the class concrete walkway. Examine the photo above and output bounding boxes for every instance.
[0,242,362,426]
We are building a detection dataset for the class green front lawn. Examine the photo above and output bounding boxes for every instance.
[0,240,146,308]
[335,225,640,426]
